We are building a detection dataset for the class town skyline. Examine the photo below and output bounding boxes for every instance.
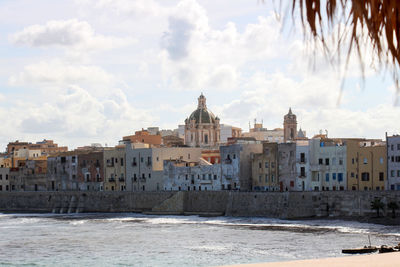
[0,0,399,150]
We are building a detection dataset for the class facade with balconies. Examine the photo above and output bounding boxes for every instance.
[309,138,347,191]
[295,140,312,191]
[104,146,126,191]
[125,145,202,191]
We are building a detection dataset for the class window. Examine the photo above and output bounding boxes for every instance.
[0,174,2,180]
[259,162,262,168]
[398,144,400,150]
[391,170,395,177]
[271,174,274,182]
[361,172,370,181]
[398,170,400,177]
[202,174,205,180]
[325,173,329,182]
[380,157,384,164]
[300,167,305,177]
[5,174,8,180]
[325,158,329,165]
[140,157,143,163]
[213,175,217,180]
[352,158,355,164]
[121,158,124,166]
[332,157,336,165]
[148,173,151,178]
[208,174,211,180]
[351,172,355,178]
[363,158,368,164]
[271,162,275,168]
[233,154,236,159]
[265,162,269,168]
[265,174,268,182]
[258,175,261,182]
[290,181,294,187]
[300,153,305,163]
[391,144,394,151]
[379,172,384,181]
[338,173,343,182]
[332,173,336,180]
[319,158,323,165]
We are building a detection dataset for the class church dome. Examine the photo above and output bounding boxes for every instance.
[187,93,217,124]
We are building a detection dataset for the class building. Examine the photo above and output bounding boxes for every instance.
[77,151,104,191]
[122,129,162,147]
[202,149,220,164]
[251,143,280,191]
[7,139,67,155]
[125,145,202,191]
[163,159,222,191]
[47,152,80,191]
[162,135,184,147]
[387,134,400,190]
[220,124,242,144]
[103,146,126,191]
[295,140,312,191]
[283,108,297,142]
[309,138,347,191]
[221,143,263,191]
[346,139,387,191]
[163,143,262,191]
[278,143,297,191]
[0,168,10,192]
[184,94,220,147]
[242,120,284,143]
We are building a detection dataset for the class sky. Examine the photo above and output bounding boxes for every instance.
[0,0,399,150]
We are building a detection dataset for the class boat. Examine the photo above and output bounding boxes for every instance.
[379,245,397,253]
[342,246,378,254]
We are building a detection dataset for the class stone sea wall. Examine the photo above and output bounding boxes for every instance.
[1,191,400,219]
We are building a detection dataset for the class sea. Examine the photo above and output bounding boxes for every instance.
[1,213,400,267]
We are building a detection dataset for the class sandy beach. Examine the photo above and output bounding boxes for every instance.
[224,253,400,267]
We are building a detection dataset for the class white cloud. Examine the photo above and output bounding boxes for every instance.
[8,59,115,87]
[10,19,135,52]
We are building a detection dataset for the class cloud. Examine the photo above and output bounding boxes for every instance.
[10,19,135,52]
[8,59,115,87]
[14,85,154,146]
[161,17,194,60]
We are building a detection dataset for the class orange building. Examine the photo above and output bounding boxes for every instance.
[122,129,162,147]
[201,149,220,164]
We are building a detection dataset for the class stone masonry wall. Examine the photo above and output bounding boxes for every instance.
[1,191,400,220]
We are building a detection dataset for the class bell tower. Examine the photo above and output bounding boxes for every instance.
[283,108,297,142]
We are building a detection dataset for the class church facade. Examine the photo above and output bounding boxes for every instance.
[184,94,220,148]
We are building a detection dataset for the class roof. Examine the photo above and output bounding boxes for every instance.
[188,108,216,124]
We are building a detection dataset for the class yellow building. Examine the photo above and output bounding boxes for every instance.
[103,146,126,191]
[346,139,387,191]
[251,143,279,191]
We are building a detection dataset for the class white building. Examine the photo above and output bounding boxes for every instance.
[295,140,312,191]
[387,134,400,190]
[309,138,347,191]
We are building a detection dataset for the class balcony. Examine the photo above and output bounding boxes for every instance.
[108,178,116,182]
[224,159,232,164]
[119,177,125,182]
[106,162,114,167]
[296,158,307,164]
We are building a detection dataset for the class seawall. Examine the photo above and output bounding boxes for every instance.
[1,191,400,220]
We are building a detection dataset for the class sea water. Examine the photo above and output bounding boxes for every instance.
[0,213,399,266]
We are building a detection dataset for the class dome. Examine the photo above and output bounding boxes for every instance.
[187,93,217,124]
[189,108,216,124]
